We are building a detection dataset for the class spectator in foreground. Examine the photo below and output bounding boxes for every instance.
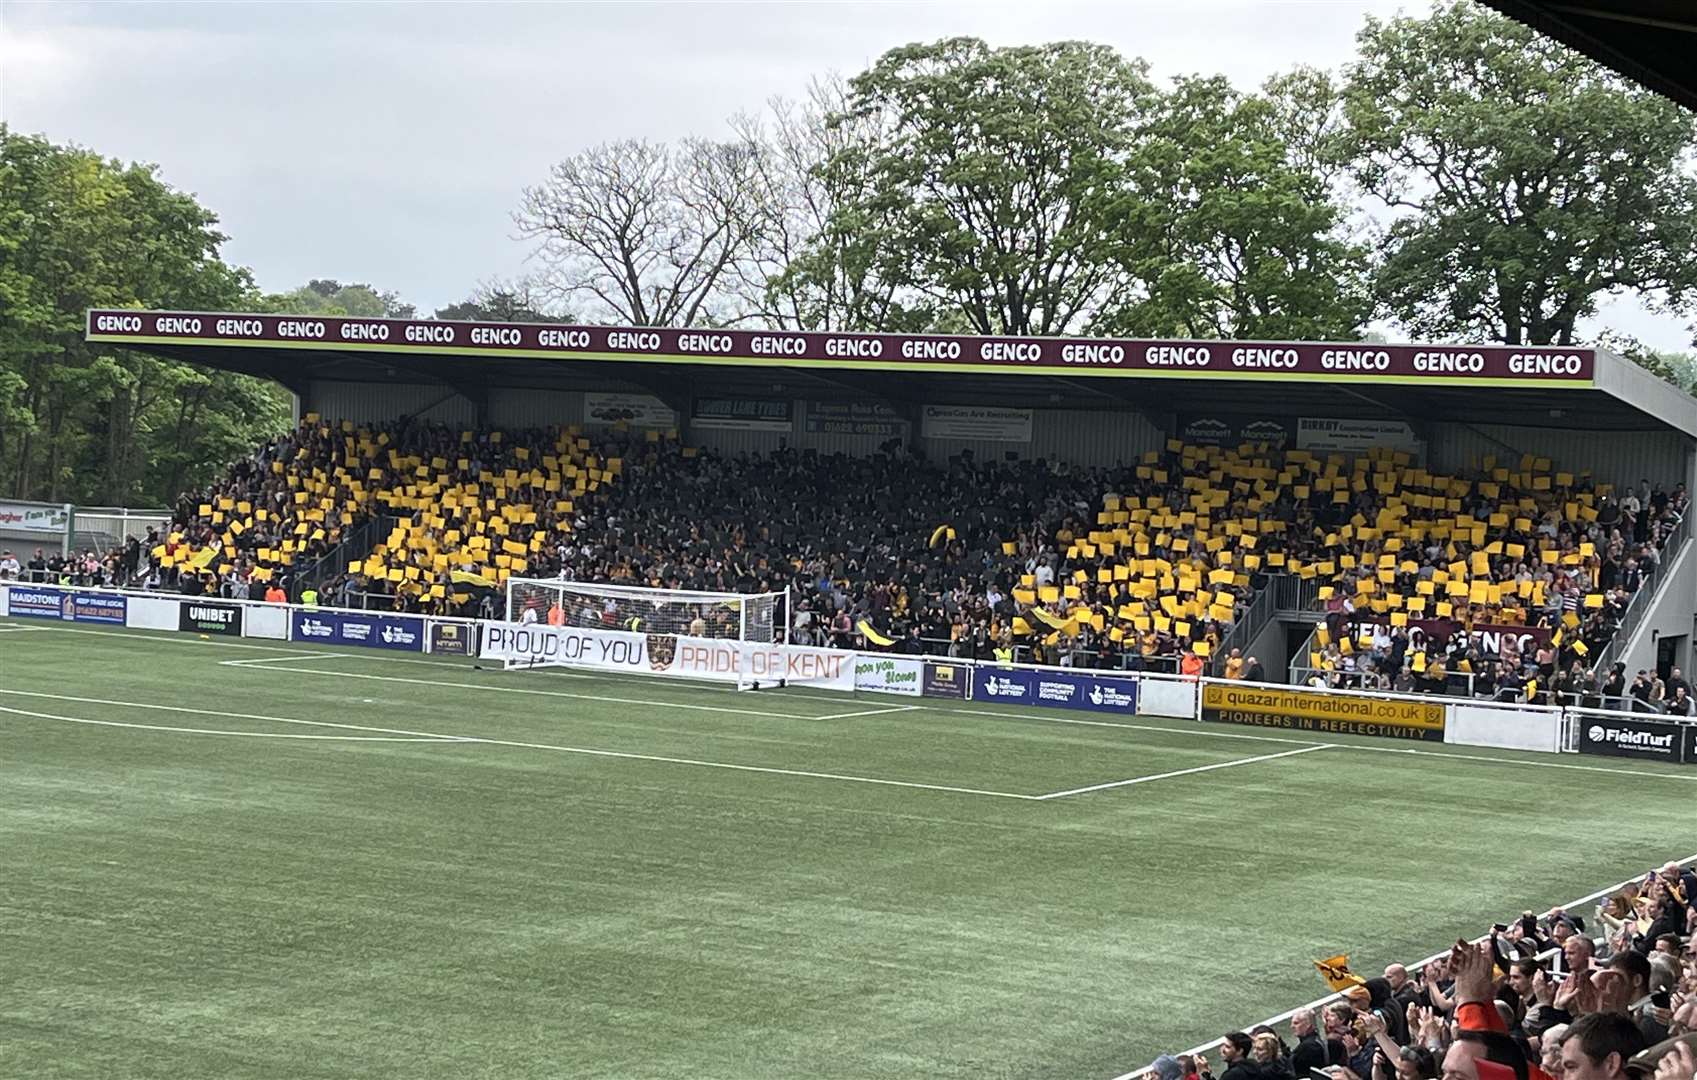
[1557,1012,1646,1080]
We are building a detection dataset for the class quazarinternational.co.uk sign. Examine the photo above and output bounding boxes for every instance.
[86,310,1597,387]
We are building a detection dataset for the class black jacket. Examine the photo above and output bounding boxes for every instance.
[1291,1035,1328,1078]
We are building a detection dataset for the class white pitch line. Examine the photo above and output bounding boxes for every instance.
[434,733,1041,800]
[239,663,830,721]
[0,687,1035,801]
[13,623,1697,785]
[219,653,352,666]
[811,705,924,720]
[0,688,475,742]
[1035,744,1335,800]
[0,704,457,742]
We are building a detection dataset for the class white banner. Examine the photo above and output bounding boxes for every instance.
[921,404,1033,442]
[583,392,676,429]
[0,500,69,534]
[1139,678,1197,719]
[482,622,855,691]
[853,655,923,697]
[1447,704,1561,753]
[1296,418,1421,454]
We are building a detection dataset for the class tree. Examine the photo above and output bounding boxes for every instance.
[0,127,288,506]
[1101,74,1371,340]
[806,38,1158,337]
[261,279,415,319]
[514,138,765,327]
[1343,1,1697,346]
[726,76,914,332]
[434,278,568,323]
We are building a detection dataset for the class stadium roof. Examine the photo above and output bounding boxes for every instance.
[86,309,1697,437]
[1481,0,1697,112]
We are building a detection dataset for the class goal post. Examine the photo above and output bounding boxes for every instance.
[505,579,788,644]
[490,579,847,691]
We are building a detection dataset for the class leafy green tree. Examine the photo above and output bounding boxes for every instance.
[260,279,414,319]
[1343,1,1697,347]
[1102,74,1371,340]
[810,38,1158,336]
[0,127,288,506]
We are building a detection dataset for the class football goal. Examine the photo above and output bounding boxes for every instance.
[490,579,836,690]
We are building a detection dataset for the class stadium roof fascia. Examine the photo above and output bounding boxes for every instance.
[83,308,1697,439]
[1480,0,1697,113]
[1591,348,1697,437]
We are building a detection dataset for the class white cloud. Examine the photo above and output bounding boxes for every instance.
[1,0,1690,349]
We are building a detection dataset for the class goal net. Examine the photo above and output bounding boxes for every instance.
[505,579,786,642]
[490,579,832,690]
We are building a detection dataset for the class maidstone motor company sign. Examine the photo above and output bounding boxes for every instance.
[87,310,1597,386]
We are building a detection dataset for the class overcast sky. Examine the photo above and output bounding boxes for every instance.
[3,0,1690,349]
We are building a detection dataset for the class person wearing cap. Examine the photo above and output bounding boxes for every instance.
[1153,1055,1185,1080]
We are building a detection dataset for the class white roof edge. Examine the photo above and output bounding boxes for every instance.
[1591,349,1697,438]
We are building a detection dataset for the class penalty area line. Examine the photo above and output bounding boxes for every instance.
[811,705,925,720]
[0,686,1035,801]
[239,663,833,722]
[0,688,476,742]
[0,703,460,742]
[1034,744,1335,800]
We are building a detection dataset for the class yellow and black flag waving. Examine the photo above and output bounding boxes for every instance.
[1314,954,1367,993]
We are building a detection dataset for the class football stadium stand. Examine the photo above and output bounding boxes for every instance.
[72,309,1697,705]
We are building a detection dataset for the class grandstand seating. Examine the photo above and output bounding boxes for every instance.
[132,418,1686,705]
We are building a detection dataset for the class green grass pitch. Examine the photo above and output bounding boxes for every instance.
[3,621,1694,1079]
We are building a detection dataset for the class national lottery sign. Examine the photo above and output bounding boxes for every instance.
[970,667,1139,715]
[483,622,856,691]
[291,610,425,652]
[87,309,1597,388]
[7,586,127,625]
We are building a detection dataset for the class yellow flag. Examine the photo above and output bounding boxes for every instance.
[857,620,896,647]
[1314,954,1367,992]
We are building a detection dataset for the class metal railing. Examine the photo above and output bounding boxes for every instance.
[1288,665,1478,697]
[1272,572,1320,613]
[1210,580,1278,674]
[287,514,395,604]
[1590,509,1691,672]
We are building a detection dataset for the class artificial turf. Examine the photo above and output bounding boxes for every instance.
[3,622,1694,1079]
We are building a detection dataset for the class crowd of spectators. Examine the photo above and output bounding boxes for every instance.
[1147,860,1697,1080]
[8,416,1684,703]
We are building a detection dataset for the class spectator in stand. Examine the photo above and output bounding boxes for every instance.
[1557,1013,1646,1080]
[1204,1033,1260,1080]
[1224,648,1245,680]
[0,550,18,580]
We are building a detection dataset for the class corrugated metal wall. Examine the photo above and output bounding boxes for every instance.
[925,408,1164,467]
[304,386,1171,467]
[486,388,583,429]
[306,382,477,427]
[1429,422,1694,492]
